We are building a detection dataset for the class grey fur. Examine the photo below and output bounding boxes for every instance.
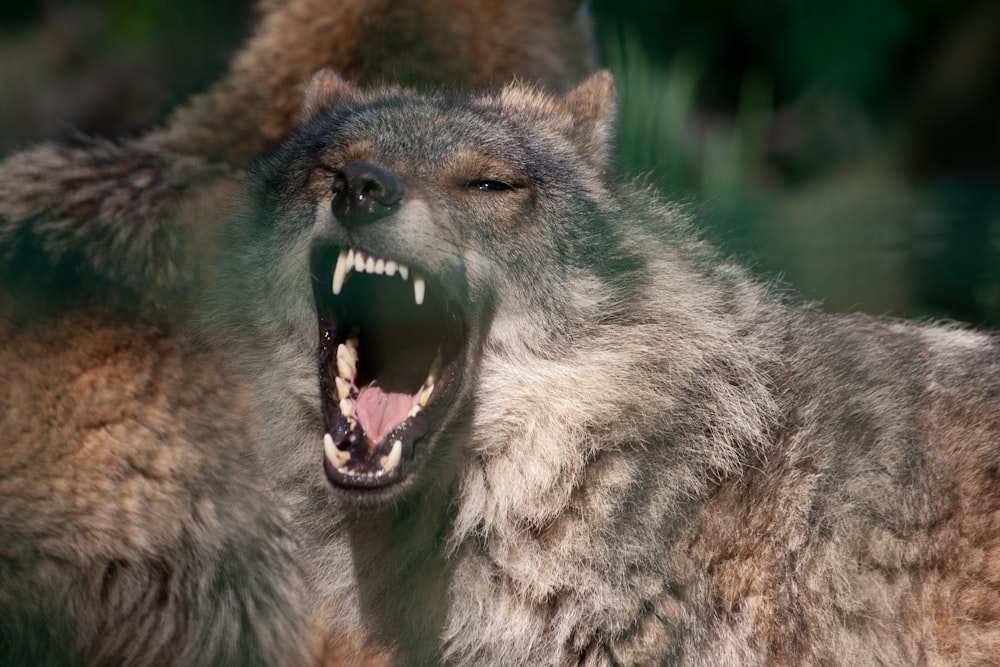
[204,71,1000,665]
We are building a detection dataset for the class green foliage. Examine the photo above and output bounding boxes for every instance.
[594,0,1000,325]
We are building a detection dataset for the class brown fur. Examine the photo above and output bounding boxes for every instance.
[0,299,311,665]
[155,0,596,164]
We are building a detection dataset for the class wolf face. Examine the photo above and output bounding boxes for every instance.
[223,70,638,504]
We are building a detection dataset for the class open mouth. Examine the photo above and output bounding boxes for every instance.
[312,246,464,490]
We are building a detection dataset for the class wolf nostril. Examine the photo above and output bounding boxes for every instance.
[330,161,402,226]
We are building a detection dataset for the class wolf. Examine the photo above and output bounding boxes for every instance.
[207,69,1000,665]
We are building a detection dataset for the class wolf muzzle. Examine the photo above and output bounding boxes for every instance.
[330,161,403,226]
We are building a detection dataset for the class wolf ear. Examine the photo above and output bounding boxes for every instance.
[299,68,357,123]
[561,70,617,170]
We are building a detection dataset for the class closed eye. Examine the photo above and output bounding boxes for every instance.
[465,179,514,192]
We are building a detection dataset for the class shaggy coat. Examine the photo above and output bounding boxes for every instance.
[209,71,1000,665]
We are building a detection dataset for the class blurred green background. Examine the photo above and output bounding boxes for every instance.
[1,0,998,324]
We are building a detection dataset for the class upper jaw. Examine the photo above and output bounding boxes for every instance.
[332,247,426,306]
[311,242,466,495]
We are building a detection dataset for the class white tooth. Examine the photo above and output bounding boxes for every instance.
[365,257,376,273]
[336,343,356,378]
[399,264,409,281]
[339,398,354,417]
[346,248,355,267]
[335,376,352,399]
[324,433,350,468]
[339,341,358,364]
[425,348,442,386]
[385,261,398,276]
[413,274,425,305]
[375,259,385,274]
[418,384,434,407]
[354,251,366,272]
[345,335,359,351]
[408,404,422,418]
[332,249,349,295]
[380,440,402,472]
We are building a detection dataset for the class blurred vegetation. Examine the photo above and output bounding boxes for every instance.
[590,0,1000,324]
[1,0,999,324]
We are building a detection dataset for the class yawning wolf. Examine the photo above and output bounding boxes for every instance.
[205,70,1000,665]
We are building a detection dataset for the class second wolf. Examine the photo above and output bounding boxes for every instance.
[209,71,1000,664]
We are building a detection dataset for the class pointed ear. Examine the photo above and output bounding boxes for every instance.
[561,70,617,170]
[299,68,358,123]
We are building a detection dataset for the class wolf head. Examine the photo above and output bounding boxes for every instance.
[216,70,771,519]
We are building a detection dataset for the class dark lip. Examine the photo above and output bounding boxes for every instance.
[311,244,466,493]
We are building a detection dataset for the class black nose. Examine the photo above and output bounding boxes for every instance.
[330,161,402,226]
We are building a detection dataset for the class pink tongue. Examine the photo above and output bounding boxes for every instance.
[355,383,414,445]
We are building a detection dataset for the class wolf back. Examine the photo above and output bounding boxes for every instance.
[0,0,595,319]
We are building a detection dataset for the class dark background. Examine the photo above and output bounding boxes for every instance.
[2,0,998,324]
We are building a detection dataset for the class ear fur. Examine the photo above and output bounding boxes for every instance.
[299,68,358,123]
[561,70,617,170]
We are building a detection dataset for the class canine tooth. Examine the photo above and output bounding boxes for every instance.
[385,261,398,276]
[375,259,385,274]
[332,249,350,295]
[339,398,354,417]
[336,343,357,378]
[345,335,359,351]
[324,433,350,468]
[380,440,402,472]
[399,265,409,281]
[425,348,442,386]
[413,274,426,305]
[335,376,352,399]
[408,404,422,418]
[365,256,376,273]
[354,251,366,272]
[418,384,434,407]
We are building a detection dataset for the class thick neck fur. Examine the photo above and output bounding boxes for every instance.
[342,487,457,664]
[436,231,785,664]
[218,174,788,664]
